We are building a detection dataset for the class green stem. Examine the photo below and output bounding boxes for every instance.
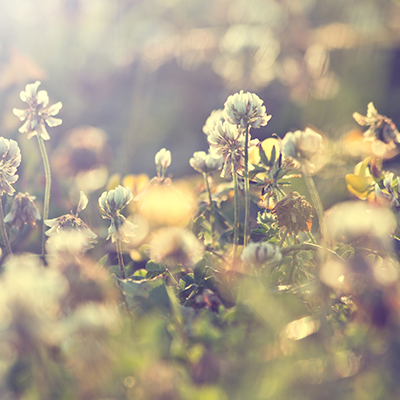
[244,124,250,247]
[37,135,51,258]
[116,239,126,279]
[302,164,324,237]
[233,167,240,268]
[204,172,214,244]
[0,197,12,257]
[166,268,180,290]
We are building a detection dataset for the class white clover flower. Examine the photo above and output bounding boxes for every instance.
[4,192,40,229]
[281,128,323,163]
[202,109,225,135]
[13,81,62,140]
[189,151,223,174]
[241,241,282,267]
[98,185,138,243]
[0,137,21,196]
[208,121,258,178]
[223,90,272,129]
[155,148,171,174]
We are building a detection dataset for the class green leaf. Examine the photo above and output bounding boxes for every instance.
[258,142,270,166]
[118,276,171,315]
[96,254,108,268]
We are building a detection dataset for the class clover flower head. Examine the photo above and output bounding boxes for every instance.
[202,109,225,135]
[272,192,313,236]
[353,102,400,150]
[98,185,138,243]
[281,128,323,164]
[13,81,62,140]
[0,137,21,196]
[155,148,171,176]
[375,172,400,208]
[4,192,40,229]
[208,121,258,178]
[223,90,272,129]
[45,191,97,248]
[241,241,282,267]
[189,151,223,174]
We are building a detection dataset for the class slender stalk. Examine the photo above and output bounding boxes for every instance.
[203,172,214,244]
[232,167,240,268]
[302,164,324,237]
[0,197,12,257]
[243,124,251,247]
[116,239,126,279]
[37,135,51,257]
[166,268,180,290]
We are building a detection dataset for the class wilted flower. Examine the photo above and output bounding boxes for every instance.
[189,151,223,174]
[98,185,138,243]
[13,81,62,140]
[202,109,225,135]
[353,102,400,150]
[272,192,313,236]
[155,148,171,176]
[281,128,323,164]
[241,241,282,267]
[45,191,97,248]
[223,90,272,129]
[4,192,40,229]
[208,121,258,178]
[0,137,21,196]
[375,172,400,208]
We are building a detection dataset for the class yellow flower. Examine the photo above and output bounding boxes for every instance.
[345,158,375,200]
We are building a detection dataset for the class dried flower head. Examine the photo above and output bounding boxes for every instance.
[281,128,323,164]
[189,151,223,174]
[272,192,313,236]
[223,90,272,129]
[98,185,138,243]
[4,192,40,229]
[45,192,97,248]
[202,109,225,135]
[353,102,400,150]
[13,81,62,140]
[0,137,21,196]
[241,241,282,267]
[208,121,258,178]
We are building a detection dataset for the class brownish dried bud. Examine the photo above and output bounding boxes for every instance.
[4,192,40,229]
[272,192,313,236]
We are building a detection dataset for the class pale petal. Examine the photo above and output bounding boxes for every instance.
[77,191,89,213]
[46,101,62,116]
[18,119,31,134]
[37,90,49,107]
[45,116,62,127]
[13,108,29,121]
[36,123,50,140]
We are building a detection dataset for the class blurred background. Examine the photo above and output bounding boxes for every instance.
[1,0,400,181]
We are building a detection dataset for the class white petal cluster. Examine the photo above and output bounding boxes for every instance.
[0,137,21,196]
[224,90,271,129]
[208,121,258,178]
[98,185,138,243]
[241,241,282,267]
[281,128,323,162]
[189,151,223,174]
[202,109,225,135]
[155,148,171,171]
[13,81,62,140]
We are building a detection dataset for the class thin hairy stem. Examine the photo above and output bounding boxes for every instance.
[204,172,215,244]
[0,197,12,257]
[244,124,251,246]
[233,167,240,268]
[116,239,126,279]
[302,164,324,237]
[37,135,51,258]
